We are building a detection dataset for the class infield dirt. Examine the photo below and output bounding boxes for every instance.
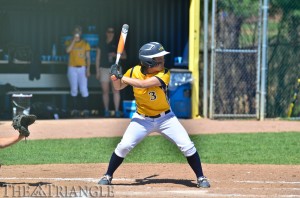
[1,118,299,197]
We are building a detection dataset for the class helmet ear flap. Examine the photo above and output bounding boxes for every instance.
[140,57,155,67]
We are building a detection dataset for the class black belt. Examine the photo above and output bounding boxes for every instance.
[74,65,83,68]
[137,110,171,118]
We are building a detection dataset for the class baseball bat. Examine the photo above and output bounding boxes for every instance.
[287,78,300,118]
[115,24,129,65]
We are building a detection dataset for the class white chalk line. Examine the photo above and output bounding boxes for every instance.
[0,177,133,183]
[1,177,300,185]
[235,180,300,184]
[116,191,300,198]
[1,177,300,198]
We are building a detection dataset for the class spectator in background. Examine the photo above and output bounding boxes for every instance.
[65,25,91,117]
[95,26,127,117]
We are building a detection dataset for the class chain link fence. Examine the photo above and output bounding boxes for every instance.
[208,0,300,119]
[210,0,261,118]
[267,1,300,118]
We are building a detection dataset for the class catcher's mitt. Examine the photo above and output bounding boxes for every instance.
[12,114,37,137]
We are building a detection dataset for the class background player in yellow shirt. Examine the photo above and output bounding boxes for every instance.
[98,42,210,188]
[66,25,91,117]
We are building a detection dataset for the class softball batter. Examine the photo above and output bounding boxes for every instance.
[98,42,210,188]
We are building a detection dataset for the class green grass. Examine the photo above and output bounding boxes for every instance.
[0,132,299,165]
[238,20,279,46]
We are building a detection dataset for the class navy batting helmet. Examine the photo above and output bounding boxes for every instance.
[139,42,170,67]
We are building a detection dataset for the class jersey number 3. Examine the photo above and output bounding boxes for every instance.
[148,91,157,101]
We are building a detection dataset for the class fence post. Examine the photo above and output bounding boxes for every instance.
[203,0,209,118]
[260,0,269,121]
[256,0,263,120]
[209,0,216,119]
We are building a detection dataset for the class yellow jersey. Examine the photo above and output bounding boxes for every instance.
[65,40,90,66]
[124,65,170,116]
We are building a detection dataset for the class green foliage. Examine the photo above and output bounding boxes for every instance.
[267,0,300,118]
[270,0,300,20]
[0,132,299,165]
[271,0,300,10]
[267,43,300,117]
[218,0,260,18]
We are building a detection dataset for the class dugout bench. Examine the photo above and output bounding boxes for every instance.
[1,73,101,114]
